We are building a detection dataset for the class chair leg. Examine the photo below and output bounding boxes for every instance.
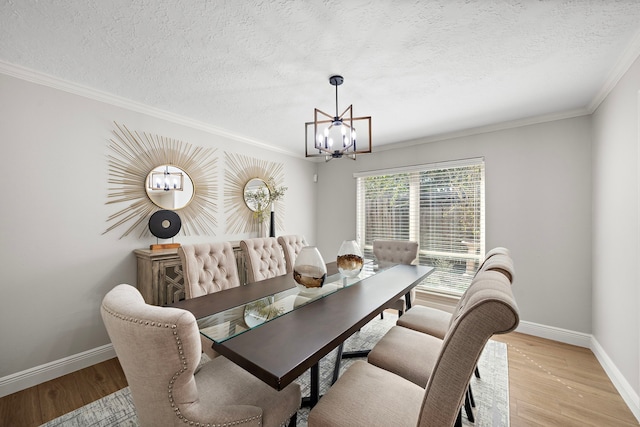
[455,410,462,427]
[468,384,475,408]
[288,412,297,427]
[380,311,384,320]
[475,365,481,378]
[464,389,475,422]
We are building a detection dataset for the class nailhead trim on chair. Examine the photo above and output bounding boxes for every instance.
[102,305,263,427]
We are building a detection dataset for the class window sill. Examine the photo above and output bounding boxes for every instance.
[413,289,460,314]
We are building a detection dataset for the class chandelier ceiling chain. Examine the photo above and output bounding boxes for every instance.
[305,75,372,161]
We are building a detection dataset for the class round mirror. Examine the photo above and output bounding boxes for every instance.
[243,178,270,212]
[145,165,194,210]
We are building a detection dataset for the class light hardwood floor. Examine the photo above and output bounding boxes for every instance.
[1,332,638,426]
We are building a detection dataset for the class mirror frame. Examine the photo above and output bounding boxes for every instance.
[225,152,285,234]
[104,122,218,238]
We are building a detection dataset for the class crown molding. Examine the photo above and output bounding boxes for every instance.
[376,107,590,151]
[588,27,640,113]
[0,60,300,158]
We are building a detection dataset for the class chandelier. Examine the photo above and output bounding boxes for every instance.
[305,75,371,161]
[148,165,184,191]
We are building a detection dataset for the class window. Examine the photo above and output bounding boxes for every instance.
[355,158,485,295]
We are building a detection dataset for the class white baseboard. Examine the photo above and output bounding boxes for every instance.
[590,338,640,423]
[515,320,592,348]
[0,344,116,398]
[515,320,640,423]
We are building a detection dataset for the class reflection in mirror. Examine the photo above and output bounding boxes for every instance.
[243,178,270,212]
[145,165,194,209]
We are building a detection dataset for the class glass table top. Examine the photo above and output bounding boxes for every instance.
[197,260,394,343]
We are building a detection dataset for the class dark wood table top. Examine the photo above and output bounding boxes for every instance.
[172,263,433,390]
[170,262,340,319]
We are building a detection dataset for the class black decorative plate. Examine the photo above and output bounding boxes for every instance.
[148,210,181,239]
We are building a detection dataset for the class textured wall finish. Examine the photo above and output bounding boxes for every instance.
[1,1,640,156]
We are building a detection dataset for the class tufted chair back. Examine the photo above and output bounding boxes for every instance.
[240,237,287,283]
[178,242,240,299]
[483,246,510,260]
[277,235,308,273]
[373,240,419,265]
[101,284,206,426]
[477,252,515,283]
[447,253,515,332]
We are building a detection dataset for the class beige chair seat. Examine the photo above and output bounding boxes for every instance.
[192,356,301,427]
[308,361,423,427]
[397,305,451,338]
[368,325,443,387]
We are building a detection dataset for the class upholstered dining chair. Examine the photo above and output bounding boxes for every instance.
[277,235,308,273]
[308,270,519,427]
[178,241,241,358]
[372,239,419,317]
[394,249,514,414]
[101,284,301,427]
[240,237,287,283]
[396,249,514,338]
[371,257,515,423]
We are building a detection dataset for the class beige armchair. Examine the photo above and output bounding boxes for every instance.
[240,237,287,283]
[308,270,519,427]
[373,239,419,317]
[277,235,308,273]
[101,284,301,427]
[177,241,241,358]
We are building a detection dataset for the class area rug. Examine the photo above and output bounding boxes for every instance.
[41,314,509,427]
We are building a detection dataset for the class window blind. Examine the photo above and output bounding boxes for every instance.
[356,158,485,295]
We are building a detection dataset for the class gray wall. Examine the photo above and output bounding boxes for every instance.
[316,117,593,335]
[0,73,317,378]
[592,55,640,398]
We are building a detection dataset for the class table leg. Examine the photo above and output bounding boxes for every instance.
[301,363,320,408]
[332,342,344,384]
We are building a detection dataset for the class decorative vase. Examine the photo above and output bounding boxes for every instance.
[337,240,364,278]
[269,209,275,237]
[257,218,268,238]
[293,246,327,290]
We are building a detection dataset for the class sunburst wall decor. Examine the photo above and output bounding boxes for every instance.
[104,122,218,239]
[224,152,285,235]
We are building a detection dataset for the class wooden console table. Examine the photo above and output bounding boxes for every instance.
[134,243,247,306]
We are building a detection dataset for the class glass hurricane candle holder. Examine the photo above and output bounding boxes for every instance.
[337,240,364,278]
[293,246,327,291]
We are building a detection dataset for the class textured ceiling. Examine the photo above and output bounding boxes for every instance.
[2,0,640,158]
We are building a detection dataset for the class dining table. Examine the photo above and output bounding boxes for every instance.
[170,259,434,407]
